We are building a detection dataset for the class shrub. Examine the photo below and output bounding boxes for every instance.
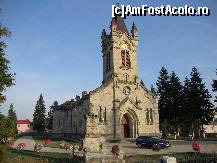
[42,139,52,146]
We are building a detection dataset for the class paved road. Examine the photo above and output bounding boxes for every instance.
[12,136,217,157]
[104,140,217,156]
[12,136,71,153]
[12,136,35,151]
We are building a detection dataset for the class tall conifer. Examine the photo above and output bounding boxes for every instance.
[156,66,170,133]
[212,69,217,103]
[33,94,46,132]
[47,101,58,130]
[186,67,214,137]
[150,84,157,96]
[7,103,17,136]
[167,71,183,136]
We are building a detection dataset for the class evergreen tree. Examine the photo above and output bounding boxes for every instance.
[0,15,15,105]
[0,103,17,142]
[47,101,58,130]
[150,84,157,96]
[156,66,170,134]
[182,77,192,134]
[0,115,10,143]
[167,71,184,136]
[186,67,214,137]
[212,69,217,103]
[7,103,17,136]
[33,94,46,132]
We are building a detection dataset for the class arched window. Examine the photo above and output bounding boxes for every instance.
[150,108,154,124]
[99,106,102,122]
[71,110,73,128]
[124,73,129,82]
[121,50,131,68]
[79,119,83,127]
[58,120,61,127]
[146,108,149,124]
[104,107,107,122]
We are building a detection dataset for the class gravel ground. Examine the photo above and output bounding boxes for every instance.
[123,141,217,155]
[12,136,217,157]
[12,136,72,153]
[12,136,35,151]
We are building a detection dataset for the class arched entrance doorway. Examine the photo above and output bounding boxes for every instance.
[120,109,139,139]
[120,114,130,138]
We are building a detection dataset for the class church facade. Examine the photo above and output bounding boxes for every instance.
[53,17,159,151]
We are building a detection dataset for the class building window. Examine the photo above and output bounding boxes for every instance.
[146,109,149,124]
[104,107,107,122]
[18,124,20,127]
[150,108,154,124]
[124,73,129,82]
[106,52,111,71]
[121,50,131,68]
[146,108,154,125]
[99,106,102,122]
[58,120,60,127]
[71,110,73,128]
[66,111,68,120]
[79,119,83,127]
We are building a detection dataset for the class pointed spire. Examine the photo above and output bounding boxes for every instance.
[102,29,106,36]
[132,22,137,31]
[131,22,138,38]
[111,16,129,35]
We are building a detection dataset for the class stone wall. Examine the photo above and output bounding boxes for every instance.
[52,98,89,136]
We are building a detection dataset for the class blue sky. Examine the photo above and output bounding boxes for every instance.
[1,0,217,119]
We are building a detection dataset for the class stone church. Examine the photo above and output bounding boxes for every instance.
[53,17,159,151]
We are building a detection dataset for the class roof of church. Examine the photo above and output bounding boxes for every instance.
[112,16,129,35]
[55,94,89,111]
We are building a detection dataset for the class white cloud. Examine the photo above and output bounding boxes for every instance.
[189,20,217,33]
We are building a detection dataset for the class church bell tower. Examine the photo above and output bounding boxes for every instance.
[101,17,139,84]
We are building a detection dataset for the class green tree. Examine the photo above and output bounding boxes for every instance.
[0,115,10,143]
[150,84,157,96]
[47,100,58,130]
[167,71,184,136]
[7,103,17,136]
[181,77,192,135]
[156,66,171,134]
[185,67,214,137]
[33,94,46,132]
[212,69,217,103]
[0,104,17,142]
[0,19,15,105]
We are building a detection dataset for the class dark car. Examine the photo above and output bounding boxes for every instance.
[136,136,171,149]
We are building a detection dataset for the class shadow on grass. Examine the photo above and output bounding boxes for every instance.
[9,149,84,163]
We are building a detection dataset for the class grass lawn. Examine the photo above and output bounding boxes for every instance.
[32,135,79,148]
[0,144,83,163]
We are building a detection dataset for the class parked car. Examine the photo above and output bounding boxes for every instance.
[136,136,171,150]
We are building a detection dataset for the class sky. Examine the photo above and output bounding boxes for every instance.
[1,0,217,120]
